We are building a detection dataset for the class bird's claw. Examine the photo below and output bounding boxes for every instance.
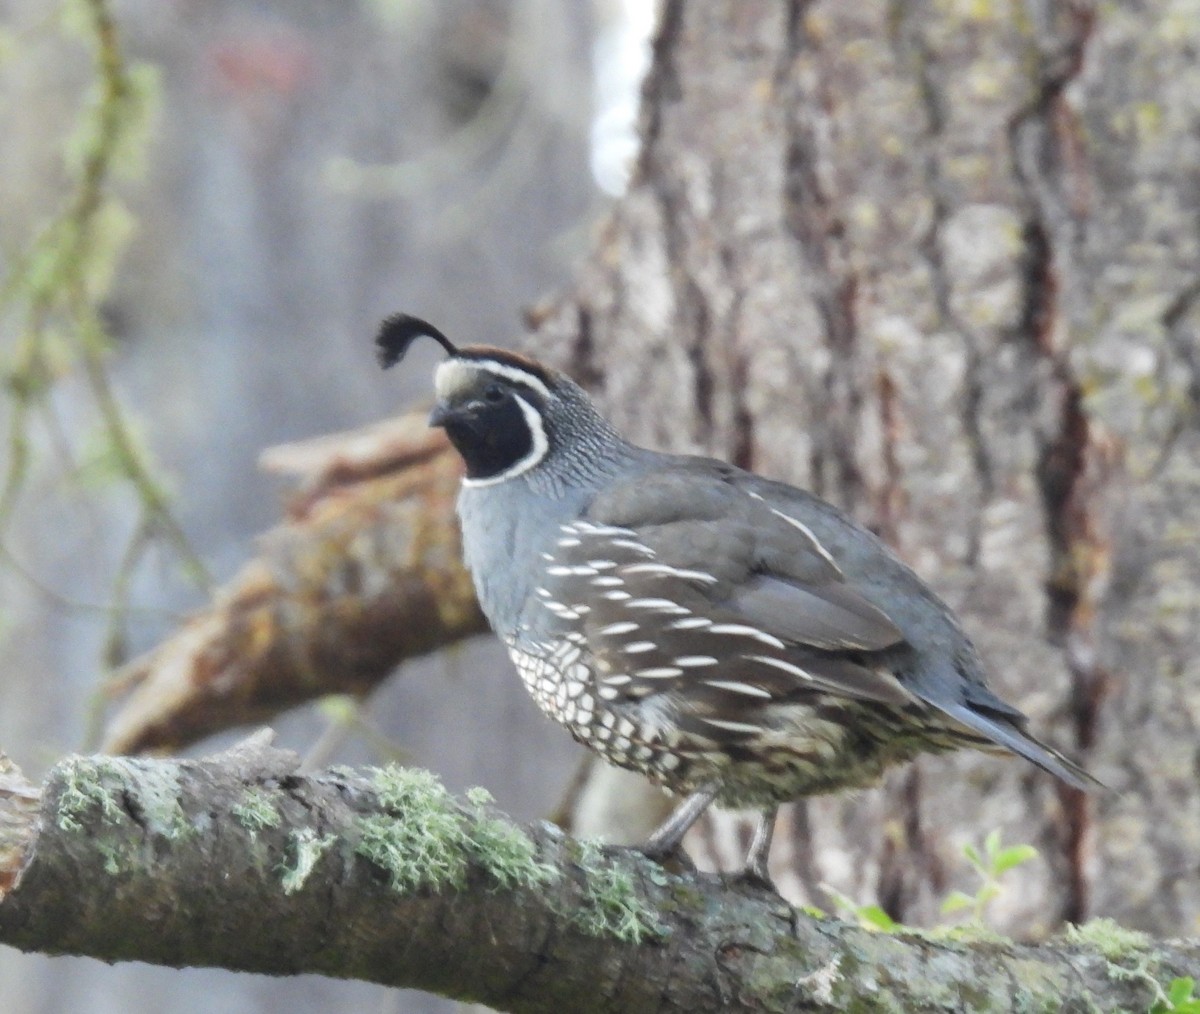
[726,858,779,894]
[640,842,698,875]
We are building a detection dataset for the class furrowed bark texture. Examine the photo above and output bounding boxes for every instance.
[102,414,485,754]
[1,744,1196,1013]
[528,0,1200,932]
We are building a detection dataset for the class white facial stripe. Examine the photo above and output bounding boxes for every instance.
[461,394,549,488]
[435,358,553,402]
[475,361,553,401]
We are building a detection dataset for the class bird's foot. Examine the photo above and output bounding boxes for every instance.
[722,807,781,893]
[725,855,779,894]
[639,840,698,875]
[638,786,718,875]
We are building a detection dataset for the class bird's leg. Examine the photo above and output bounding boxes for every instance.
[641,785,719,863]
[736,807,778,890]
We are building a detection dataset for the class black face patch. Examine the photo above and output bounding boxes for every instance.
[430,367,551,484]
[442,396,535,480]
[432,358,554,484]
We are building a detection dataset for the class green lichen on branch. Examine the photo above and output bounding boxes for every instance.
[53,755,189,874]
[352,768,663,944]
[232,788,283,839]
[1064,918,1175,1009]
[55,756,126,832]
[571,839,665,945]
[354,766,558,895]
[279,828,337,895]
[56,755,192,835]
[1064,918,1153,962]
[355,767,474,891]
[463,786,557,891]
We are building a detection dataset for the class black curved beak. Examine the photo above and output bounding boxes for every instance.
[428,401,452,429]
[430,399,487,431]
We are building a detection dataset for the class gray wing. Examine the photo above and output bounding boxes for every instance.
[538,469,1099,790]
[532,472,917,741]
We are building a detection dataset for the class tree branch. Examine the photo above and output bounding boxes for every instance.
[0,736,1192,1012]
[101,414,486,754]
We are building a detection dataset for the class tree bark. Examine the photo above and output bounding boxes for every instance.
[526,0,1200,933]
[1,739,1195,1013]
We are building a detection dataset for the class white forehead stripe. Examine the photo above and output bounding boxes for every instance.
[435,358,553,402]
[461,393,549,488]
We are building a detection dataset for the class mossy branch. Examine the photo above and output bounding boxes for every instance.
[0,737,1195,1013]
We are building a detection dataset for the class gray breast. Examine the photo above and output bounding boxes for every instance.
[457,478,593,640]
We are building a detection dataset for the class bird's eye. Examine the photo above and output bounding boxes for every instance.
[483,384,506,403]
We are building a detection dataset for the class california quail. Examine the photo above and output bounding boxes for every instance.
[377,314,1096,883]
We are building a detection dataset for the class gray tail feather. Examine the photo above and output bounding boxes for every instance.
[935,701,1102,792]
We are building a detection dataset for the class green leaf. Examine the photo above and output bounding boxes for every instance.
[992,844,1038,874]
[961,842,982,869]
[1167,977,1200,1012]
[940,890,976,915]
[856,905,897,932]
[1169,977,1196,1004]
[316,694,359,722]
[984,829,1001,859]
[821,886,858,916]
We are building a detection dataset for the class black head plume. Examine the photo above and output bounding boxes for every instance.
[375,314,459,370]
